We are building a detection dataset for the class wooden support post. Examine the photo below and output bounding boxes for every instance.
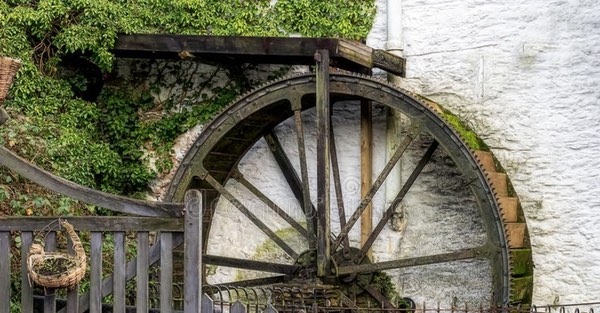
[361,100,373,259]
[315,49,331,277]
[184,190,203,313]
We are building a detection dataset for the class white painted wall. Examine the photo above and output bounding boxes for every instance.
[367,0,600,304]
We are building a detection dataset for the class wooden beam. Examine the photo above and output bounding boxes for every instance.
[315,49,331,277]
[112,34,406,76]
[360,100,373,259]
[0,216,184,232]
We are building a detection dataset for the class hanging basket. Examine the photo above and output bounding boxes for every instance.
[0,56,22,105]
[27,219,87,289]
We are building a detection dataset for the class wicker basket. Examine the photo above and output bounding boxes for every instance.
[0,56,22,105]
[27,219,87,289]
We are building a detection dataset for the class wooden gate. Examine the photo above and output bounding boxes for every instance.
[0,190,203,313]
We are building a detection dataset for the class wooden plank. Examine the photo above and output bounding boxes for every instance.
[44,232,57,312]
[0,216,184,232]
[113,34,339,62]
[89,232,103,313]
[66,232,79,313]
[360,100,373,260]
[0,232,9,313]
[232,301,246,313]
[20,232,33,313]
[160,232,173,313]
[0,146,182,217]
[136,232,149,313]
[184,190,202,313]
[113,232,127,313]
[315,49,331,277]
[372,49,406,77]
[201,294,214,313]
[338,39,373,69]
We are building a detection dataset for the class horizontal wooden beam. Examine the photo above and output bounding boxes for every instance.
[0,216,184,232]
[113,34,405,76]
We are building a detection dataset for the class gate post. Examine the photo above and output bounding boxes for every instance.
[184,189,203,313]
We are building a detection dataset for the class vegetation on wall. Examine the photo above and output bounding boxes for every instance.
[0,0,377,217]
[0,1,376,308]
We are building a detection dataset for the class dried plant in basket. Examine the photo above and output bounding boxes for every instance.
[27,219,87,289]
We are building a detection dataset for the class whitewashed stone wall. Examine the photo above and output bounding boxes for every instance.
[367,0,600,304]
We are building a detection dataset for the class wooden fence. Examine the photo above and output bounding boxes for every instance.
[0,190,203,313]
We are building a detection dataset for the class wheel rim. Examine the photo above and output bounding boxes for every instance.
[166,73,532,307]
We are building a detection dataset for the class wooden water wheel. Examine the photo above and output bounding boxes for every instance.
[162,45,534,307]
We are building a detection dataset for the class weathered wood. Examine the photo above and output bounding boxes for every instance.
[360,100,373,259]
[0,216,184,232]
[136,232,149,313]
[232,171,308,238]
[113,232,127,313]
[232,301,246,313]
[66,233,79,313]
[112,35,406,76]
[44,232,57,312]
[44,290,57,313]
[203,255,299,274]
[333,124,422,250]
[0,232,9,313]
[201,294,213,313]
[359,141,438,256]
[61,233,184,313]
[203,173,298,259]
[20,232,33,313]
[315,49,331,277]
[372,49,406,77]
[160,233,173,313]
[0,145,182,217]
[184,190,202,313]
[90,232,103,313]
[330,119,350,249]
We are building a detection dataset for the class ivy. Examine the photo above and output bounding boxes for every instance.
[0,0,377,214]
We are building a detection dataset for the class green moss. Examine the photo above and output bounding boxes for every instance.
[510,276,534,305]
[510,249,534,277]
[440,109,489,152]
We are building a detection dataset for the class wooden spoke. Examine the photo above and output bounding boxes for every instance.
[232,169,308,238]
[330,111,349,249]
[333,123,423,250]
[293,108,317,249]
[359,141,439,256]
[337,247,482,275]
[210,275,290,288]
[203,174,299,259]
[264,130,317,249]
[203,255,300,275]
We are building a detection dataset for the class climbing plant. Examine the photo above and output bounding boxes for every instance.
[0,0,376,213]
[0,0,376,309]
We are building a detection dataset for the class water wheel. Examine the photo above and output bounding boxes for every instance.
[165,72,533,307]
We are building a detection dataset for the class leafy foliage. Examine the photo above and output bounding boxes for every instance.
[1,0,376,309]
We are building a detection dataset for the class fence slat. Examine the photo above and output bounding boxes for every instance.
[21,231,33,313]
[0,232,10,313]
[184,189,202,313]
[160,232,173,313]
[66,231,79,313]
[136,231,149,313]
[232,301,247,313]
[113,232,126,313]
[44,232,57,313]
[90,232,103,313]
[202,294,214,313]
